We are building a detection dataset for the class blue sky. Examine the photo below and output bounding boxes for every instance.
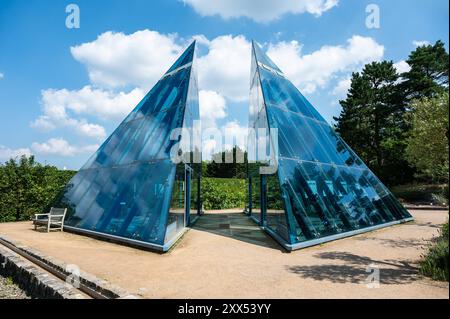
[0,0,448,169]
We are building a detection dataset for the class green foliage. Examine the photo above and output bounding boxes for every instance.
[0,156,75,223]
[335,61,413,185]
[419,220,449,282]
[204,146,247,179]
[402,40,449,101]
[201,177,246,210]
[335,40,449,186]
[405,92,449,182]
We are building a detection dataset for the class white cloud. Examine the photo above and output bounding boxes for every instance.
[332,77,351,97]
[0,146,32,160]
[0,72,4,79]
[182,0,339,22]
[30,86,146,140]
[267,35,385,94]
[223,120,247,151]
[71,31,252,102]
[413,40,430,47]
[31,138,99,157]
[71,30,184,89]
[197,35,251,101]
[40,86,144,121]
[393,60,411,74]
[199,90,227,128]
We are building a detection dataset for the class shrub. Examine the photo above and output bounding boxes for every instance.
[419,220,449,281]
[201,178,246,210]
[0,156,76,222]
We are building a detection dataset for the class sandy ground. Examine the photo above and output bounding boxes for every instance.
[0,209,448,299]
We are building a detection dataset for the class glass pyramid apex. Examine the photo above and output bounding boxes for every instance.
[252,40,282,73]
[166,41,196,74]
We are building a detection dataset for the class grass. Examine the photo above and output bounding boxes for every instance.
[390,184,448,206]
[419,220,449,282]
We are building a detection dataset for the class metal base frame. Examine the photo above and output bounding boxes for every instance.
[247,213,414,251]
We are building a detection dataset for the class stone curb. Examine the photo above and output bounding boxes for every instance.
[0,245,85,299]
[0,235,138,299]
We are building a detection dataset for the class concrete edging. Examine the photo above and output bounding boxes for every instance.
[0,244,85,299]
[0,235,138,299]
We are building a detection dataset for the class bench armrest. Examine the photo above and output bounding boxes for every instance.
[34,213,49,218]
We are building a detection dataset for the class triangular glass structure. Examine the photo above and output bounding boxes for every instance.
[248,41,413,250]
[57,42,201,251]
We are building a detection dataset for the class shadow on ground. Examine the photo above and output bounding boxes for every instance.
[353,236,427,249]
[192,212,287,252]
[287,251,419,284]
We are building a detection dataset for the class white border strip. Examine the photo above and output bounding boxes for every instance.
[64,225,186,252]
[161,62,193,79]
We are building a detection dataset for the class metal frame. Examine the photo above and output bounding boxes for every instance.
[262,217,414,251]
[63,224,187,252]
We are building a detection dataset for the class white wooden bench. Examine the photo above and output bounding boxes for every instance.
[33,207,67,232]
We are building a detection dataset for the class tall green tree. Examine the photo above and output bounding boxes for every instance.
[405,92,449,182]
[334,61,413,185]
[402,40,449,101]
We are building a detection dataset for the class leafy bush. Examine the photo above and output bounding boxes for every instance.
[0,156,76,223]
[419,220,449,281]
[201,178,246,210]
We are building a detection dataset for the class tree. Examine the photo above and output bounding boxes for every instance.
[0,156,76,222]
[334,61,413,184]
[402,40,449,101]
[405,92,449,183]
[204,146,247,178]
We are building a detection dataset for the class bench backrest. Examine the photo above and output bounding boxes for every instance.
[49,207,67,216]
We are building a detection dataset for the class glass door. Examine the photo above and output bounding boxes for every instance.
[185,165,192,226]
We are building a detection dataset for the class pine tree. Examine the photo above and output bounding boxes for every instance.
[334,61,412,184]
[402,40,449,101]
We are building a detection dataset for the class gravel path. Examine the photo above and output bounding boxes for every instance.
[0,210,447,298]
[0,275,31,299]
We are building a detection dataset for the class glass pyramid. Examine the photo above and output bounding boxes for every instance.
[248,41,413,250]
[58,42,201,251]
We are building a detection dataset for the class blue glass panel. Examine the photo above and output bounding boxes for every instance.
[59,42,199,249]
[265,107,332,163]
[249,41,413,248]
[63,160,174,245]
[124,66,191,123]
[259,68,326,123]
[266,174,289,241]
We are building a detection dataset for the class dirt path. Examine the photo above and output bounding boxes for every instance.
[0,209,448,299]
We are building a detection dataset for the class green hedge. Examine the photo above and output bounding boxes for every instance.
[0,156,76,223]
[201,177,246,210]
